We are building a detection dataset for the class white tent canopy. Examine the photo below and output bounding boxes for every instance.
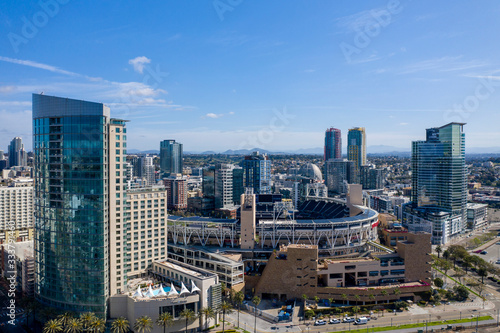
[133,286,143,298]
[168,284,179,297]
[179,282,190,296]
[144,285,155,297]
[190,281,201,293]
[157,284,168,296]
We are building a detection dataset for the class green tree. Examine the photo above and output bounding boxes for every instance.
[252,296,261,333]
[79,313,96,332]
[313,296,320,306]
[180,309,196,333]
[328,298,334,307]
[434,277,444,289]
[341,293,348,306]
[380,290,388,304]
[199,307,215,331]
[219,301,233,333]
[65,318,83,333]
[436,245,442,259]
[134,316,153,333]
[111,317,130,333]
[354,294,361,305]
[91,318,106,333]
[478,267,488,284]
[57,313,73,329]
[352,306,360,319]
[454,285,469,301]
[368,294,375,304]
[393,288,401,300]
[233,291,244,328]
[156,312,174,333]
[43,319,63,333]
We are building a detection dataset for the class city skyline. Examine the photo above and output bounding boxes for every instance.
[1,2,500,152]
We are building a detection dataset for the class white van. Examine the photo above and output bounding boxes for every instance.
[354,317,368,325]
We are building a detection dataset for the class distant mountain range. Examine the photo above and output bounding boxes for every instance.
[127,146,500,156]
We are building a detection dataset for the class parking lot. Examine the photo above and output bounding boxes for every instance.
[474,241,500,264]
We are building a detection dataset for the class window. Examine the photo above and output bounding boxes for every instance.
[116,142,120,147]
[369,271,379,276]
[329,273,342,279]
[116,135,120,140]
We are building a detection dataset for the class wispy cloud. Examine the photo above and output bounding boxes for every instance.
[0,56,80,76]
[334,8,385,34]
[203,111,235,119]
[399,56,487,74]
[128,56,151,74]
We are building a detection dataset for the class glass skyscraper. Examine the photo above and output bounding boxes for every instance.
[160,139,183,176]
[404,122,467,244]
[324,127,341,161]
[33,94,113,315]
[347,127,366,169]
[8,136,27,168]
[242,151,271,194]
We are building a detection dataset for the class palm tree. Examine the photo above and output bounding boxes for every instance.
[233,291,244,328]
[352,306,360,319]
[180,309,196,333]
[393,288,401,301]
[58,312,73,329]
[91,318,106,333]
[156,312,174,333]
[328,298,334,307]
[43,319,63,333]
[134,316,153,333]
[354,294,361,305]
[341,293,348,306]
[111,317,130,333]
[65,318,83,333]
[199,307,215,330]
[381,290,389,304]
[313,296,320,307]
[301,294,308,324]
[219,301,233,333]
[252,296,261,333]
[368,294,375,304]
[79,312,96,332]
[436,245,442,259]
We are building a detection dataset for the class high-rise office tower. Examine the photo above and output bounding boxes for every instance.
[8,137,27,168]
[243,151,271,194]
[347,127,366,168]
[403,122,467,244]
[160,140,183,176]
[0,150,4,160]
[324,127,341,161]
[232,167,244,205]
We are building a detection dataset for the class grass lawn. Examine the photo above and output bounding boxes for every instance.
[332,315,492,333]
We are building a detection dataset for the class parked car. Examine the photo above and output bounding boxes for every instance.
[354,317,368,325]
[329,318,341,324]
[481,250,488,255]
[314,320,326,326]
[343,317,355,323]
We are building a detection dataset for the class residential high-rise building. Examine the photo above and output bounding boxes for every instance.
[0,150,4,160]
[324,159,356,194]
[361,165,386,190]
[140,155,156,186]
[214,164,234,209]
[0,179,34,244]
[324,127,342,161]
[403,122,467,244]
[347,127,366,181]
[232,167,244,205]
[33,94,170,316]
[243,151,271,194]
[160,140,183,176]
[33,94,115,314]
[163,174,188,210]
[8,137,27,168]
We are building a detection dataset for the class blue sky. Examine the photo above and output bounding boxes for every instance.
[1,1,500,152]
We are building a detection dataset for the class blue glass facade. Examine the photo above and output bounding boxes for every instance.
[160,139,183,176]
[243,152,271,194]
[33,94,109,315]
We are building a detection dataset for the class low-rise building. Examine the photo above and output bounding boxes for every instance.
[110,259,221,333]
[251,233,431,304]
[466,203,488,229]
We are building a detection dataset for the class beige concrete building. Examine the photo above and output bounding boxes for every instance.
[110,259,221,333]
[0,178,33,244]
[250,233,431,304]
